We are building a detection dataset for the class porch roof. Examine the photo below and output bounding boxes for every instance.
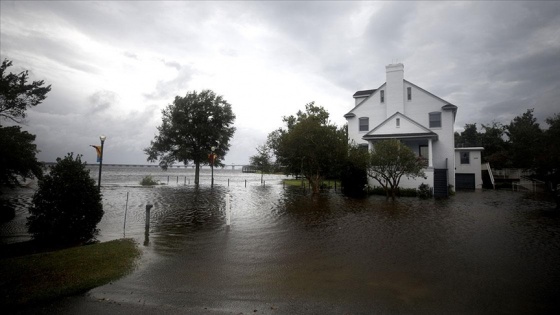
[363,132,438,141]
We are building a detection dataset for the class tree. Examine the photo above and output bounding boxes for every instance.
[340,143,370,198]
[535,113,560,209]
[0,59,48,220]
[0,126,43,189]
[506,109,543,169]
[145,90,236,186]
[479,121,509,168]
[0,59,51,124]
[269,102,347,194]
[367,139,426,201]
[27,153,104,245]
[455,123,480,147]
[249,144,273,183]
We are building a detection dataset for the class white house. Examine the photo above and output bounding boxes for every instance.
[345,63,458,196]
[455,147,484,189]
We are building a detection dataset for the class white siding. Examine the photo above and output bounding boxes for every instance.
[386,64,405,117]
[346,63,458,191]
[455,149,483,189]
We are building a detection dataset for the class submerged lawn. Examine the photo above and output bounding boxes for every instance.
[283,178,341,188]
[0,238,140,307]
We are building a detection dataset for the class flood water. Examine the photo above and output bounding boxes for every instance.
[2,166,560,313]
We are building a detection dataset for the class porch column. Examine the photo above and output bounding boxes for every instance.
[428,138,433,167]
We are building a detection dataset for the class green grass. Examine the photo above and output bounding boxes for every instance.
[0,238,141,307]
[283,178,305,186]
[282,178,341,188]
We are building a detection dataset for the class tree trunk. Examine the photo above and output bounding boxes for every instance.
[194,161,200,186]
[309,172,321,194]
[310,179,320,194]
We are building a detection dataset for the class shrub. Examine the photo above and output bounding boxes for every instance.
[140,175,158,186]
[418,183,433,199]
[341,163,368,198]
[398,188,418,197]
[448,184,456,196]
[27,153,103,245]
[365,185,386,195]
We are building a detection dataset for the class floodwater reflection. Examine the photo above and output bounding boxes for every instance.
[2,174,559,313]
[95,185,560,313]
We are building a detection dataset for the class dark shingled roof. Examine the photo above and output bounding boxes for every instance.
[353,89,376,98]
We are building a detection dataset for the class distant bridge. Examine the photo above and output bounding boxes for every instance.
[76,163,255,171]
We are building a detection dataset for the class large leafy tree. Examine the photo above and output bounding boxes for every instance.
[269,102,347,194]
[479,121,509,168]
[535,114,560,209]
[506,109,543,169]
[0,59,48,220]
[455,123,480,147]
[249,144,273,183]
[145,90,236,185]
[0,126,43,188]
[367,139,426,201]
[28,153,103,245]
[0,59,51,123]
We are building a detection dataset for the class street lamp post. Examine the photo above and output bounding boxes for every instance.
[210,146,216,188]
[98,135,106,191]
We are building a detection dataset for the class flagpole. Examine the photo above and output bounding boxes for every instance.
[98,135,106,191]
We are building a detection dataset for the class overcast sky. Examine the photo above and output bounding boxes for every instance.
[1,1,559,165]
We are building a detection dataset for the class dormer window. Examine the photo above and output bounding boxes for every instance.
[359,117,369,131]
[407,87,412,100]
[396,118,400,127]
[429,112,441,128]
[380,90,384,103]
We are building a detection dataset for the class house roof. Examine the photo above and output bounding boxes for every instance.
[344,80,459,120]
[344,83,386,117]
[353,89,376,98]
[363,112,438,141]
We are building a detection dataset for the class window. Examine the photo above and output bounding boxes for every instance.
[358,143,369,151]
[380,90,384,103]
[359,117,369,131]
[396,118,400,127]
[407,87,412,100]
[461,152,470,164]
[429,112,441,128]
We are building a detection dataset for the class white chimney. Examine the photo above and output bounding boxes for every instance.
[385,63,405,118]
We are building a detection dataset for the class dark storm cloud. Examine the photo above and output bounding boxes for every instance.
[2,1,560,163]
[88,90,119,114]
[1,32,99,75]
[8,1,209,55]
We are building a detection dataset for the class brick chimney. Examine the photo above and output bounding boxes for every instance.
[385,63,404,118]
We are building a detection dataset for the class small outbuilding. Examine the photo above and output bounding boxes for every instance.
[454,147,484,190]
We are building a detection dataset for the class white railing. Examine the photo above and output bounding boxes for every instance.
[493,168,533,179]
[483,163,495,189]
[512,177,545,193]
